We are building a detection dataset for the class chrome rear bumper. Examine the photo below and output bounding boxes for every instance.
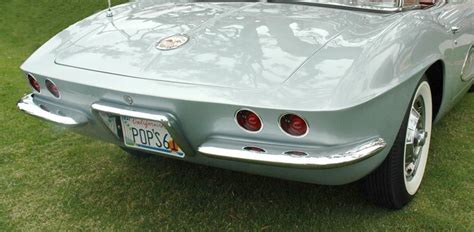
[17,93,387,170]
[17,94,88,127]
[199,137,386,169]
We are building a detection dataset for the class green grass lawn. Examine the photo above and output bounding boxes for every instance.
[0,0,473,230]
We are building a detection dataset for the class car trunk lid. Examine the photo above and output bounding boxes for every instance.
[55,2,360,89]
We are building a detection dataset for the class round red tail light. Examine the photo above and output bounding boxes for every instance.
[280,114,308,137]
[236,109,262,132]
[45,79,60,98]
[27,74,40,92]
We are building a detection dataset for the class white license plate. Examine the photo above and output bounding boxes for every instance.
[121,116,185,157]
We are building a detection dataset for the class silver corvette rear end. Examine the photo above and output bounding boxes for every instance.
[17,62,416,185]
[17,1,426,185]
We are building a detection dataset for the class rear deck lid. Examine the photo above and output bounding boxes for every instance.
[55,2,357,89]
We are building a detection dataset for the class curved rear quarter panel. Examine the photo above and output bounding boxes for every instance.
[286,9,455,112]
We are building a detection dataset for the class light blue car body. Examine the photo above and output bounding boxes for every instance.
[18,0,473,184]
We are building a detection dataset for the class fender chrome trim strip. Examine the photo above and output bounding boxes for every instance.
[199,137,386,169]
[17,93,87,127]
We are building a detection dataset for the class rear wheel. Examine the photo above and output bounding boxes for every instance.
[362,77,433,209]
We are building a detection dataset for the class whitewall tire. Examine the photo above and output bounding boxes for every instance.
[362,76,433,209]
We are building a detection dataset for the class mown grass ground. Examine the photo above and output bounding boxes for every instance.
[0,0,473,230]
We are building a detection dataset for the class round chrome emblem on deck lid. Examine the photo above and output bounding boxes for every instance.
[156,35,189,51]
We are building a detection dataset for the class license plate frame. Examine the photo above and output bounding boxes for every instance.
[121,116,185,158]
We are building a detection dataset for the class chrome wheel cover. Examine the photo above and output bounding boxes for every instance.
[403,81,432,195]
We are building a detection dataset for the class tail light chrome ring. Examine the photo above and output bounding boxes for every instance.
[278,113,310,138]
[27,73,41,93]
[45,79,61,99]
[234,108,263,133]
